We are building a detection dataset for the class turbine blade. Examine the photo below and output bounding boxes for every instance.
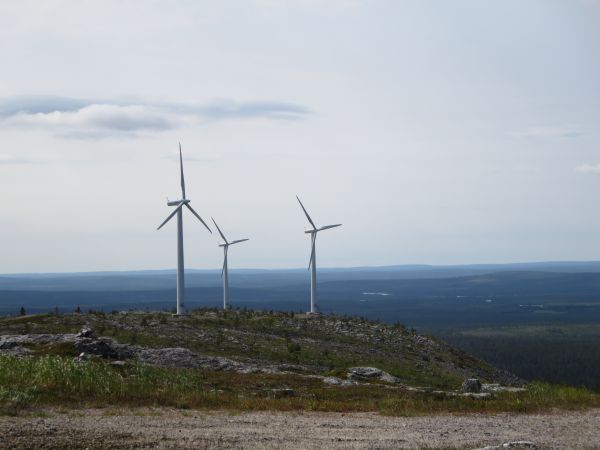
[296,195,317,230]
[317,224,342,232]
[308,234,316,271]
[186,204,212,233]
[179,143,186,200]
[211,217,228,243]
[229,238,249,245]
[156,201,185,230]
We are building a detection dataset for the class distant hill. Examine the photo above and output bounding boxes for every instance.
[4,260,600,291]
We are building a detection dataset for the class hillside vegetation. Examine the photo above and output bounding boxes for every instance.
[1,309,599,416]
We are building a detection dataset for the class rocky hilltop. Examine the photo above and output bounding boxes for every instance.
[0,308,521,390]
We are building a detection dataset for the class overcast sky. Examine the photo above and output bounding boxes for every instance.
[1,0,599,273]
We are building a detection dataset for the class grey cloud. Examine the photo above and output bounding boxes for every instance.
[186,100,311,120]
[0,95,89,116]
[509,125,584,139]
[0,96,310,139]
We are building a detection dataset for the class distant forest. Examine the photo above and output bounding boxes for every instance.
[443,334,600,390]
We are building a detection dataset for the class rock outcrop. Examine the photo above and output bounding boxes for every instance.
[347,366,401,383]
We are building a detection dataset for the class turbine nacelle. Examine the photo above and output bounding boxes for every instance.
[218,238,249,247]
[167,199,190,206]
[304,224,342,234]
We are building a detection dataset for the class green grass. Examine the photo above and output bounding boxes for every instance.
[1,355,599,416]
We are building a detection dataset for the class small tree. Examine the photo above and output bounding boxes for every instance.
[19,306,26,316]
[75,306,81,314]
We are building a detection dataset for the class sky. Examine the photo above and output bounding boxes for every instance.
[0,0,599,273]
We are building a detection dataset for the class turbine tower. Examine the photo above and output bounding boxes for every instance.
[296,196,341,314]
[212,218,249,310]
[157,144,212,315]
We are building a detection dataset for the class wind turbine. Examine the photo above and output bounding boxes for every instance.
[212,218,249,310]
[157,144,212,315]
[296,196,341,314]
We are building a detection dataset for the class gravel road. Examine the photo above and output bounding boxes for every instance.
[1,408,599,449]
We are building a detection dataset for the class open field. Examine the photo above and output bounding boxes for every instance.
[2,408,600,449]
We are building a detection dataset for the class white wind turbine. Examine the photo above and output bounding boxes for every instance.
[296,196,342,314]
[157,144,212,315]
[212,218,249,310]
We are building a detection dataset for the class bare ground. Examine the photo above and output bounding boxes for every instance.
[1,408,600,449]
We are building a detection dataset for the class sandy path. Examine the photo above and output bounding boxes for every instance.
[1,408,599,449]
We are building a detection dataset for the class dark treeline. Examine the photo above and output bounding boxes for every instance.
[443,334,600,390]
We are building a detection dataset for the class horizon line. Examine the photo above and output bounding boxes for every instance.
[3,259,600,277]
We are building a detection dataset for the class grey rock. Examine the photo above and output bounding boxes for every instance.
[347,367,401,383]
[76,327,96,339]
[429,389,491,399]
[0,334,77,346]
[461,378,482,393]
[482,383,527,393]
[137,347,244,371]
[0,345,32,357]
[73,337,135,360]
[320,376,356,387]
[276,363,311,373]
[475,441,539,450]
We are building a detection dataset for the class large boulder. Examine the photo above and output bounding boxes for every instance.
[73,337,135,360]
[461,378,482,393]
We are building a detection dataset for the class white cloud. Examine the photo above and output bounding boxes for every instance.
[575,163,600,174]
[0,96,310,139]
[509,125,583,139]
[0,153,32,165]
[0,153,16,162]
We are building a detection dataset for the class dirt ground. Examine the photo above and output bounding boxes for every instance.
[1,408,599,449]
